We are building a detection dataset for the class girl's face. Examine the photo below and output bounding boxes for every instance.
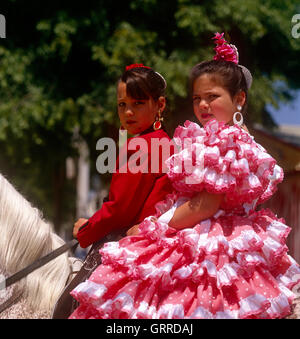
[192,74,245,126]
[117,81,165,135]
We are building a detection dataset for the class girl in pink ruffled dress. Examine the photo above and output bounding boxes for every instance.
[69,33,300,319]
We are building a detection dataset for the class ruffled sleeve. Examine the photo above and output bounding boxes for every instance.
[166,119,284,212]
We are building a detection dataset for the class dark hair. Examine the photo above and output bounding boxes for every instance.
[189,60,248,114]
[119,67,166,101]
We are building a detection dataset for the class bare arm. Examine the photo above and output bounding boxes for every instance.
[126,191,223,236]
[168,190,223,230]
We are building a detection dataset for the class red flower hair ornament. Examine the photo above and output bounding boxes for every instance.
[212,32,252,89]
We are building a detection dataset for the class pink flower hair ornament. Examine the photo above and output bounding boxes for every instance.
[212,32,252,89]
[213,32,239,64]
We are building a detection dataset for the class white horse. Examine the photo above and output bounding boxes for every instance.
[0,173,82,318]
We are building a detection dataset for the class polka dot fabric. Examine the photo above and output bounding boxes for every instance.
[69,120,300,319]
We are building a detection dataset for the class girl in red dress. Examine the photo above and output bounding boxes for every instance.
[73,64,174,249]
[69,34,300,319]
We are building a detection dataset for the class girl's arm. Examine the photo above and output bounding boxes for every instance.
[168,190,223,229]
[126,191,223,236]
[76,170,160,248]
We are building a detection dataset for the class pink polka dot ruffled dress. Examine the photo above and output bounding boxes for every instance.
[69,120,300,319]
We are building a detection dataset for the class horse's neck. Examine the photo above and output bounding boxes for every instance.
[0,270,23,319]
[0,282,50,319]
[0,175,53,273]
[0,174,73,314]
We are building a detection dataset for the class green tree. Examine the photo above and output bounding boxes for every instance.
[0,0,299,231]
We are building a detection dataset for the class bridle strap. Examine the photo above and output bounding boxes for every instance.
[0,290,23,315]
[0,239,78,292]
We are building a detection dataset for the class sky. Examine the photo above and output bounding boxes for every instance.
[268,90,300,126]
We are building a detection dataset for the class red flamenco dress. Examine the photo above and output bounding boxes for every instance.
[69,119,300,319]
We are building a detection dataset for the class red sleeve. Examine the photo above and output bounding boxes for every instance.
[77,161,160,249]
[77,129,174,248]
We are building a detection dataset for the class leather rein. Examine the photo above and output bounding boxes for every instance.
[0,239,78,315]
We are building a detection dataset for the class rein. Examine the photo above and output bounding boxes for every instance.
[0,290,23,315]
[0,239,78,314]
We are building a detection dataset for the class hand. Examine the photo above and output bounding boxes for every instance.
[126,224,140,236]
[73,218,88,238]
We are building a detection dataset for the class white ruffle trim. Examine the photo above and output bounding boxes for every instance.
[72,281,107,304]
[74,289,292,319]
[99,216,293,286]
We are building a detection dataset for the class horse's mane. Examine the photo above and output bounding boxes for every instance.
[0,173,71,313]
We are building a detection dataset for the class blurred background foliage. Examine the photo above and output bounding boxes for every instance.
[0,0,299,231]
